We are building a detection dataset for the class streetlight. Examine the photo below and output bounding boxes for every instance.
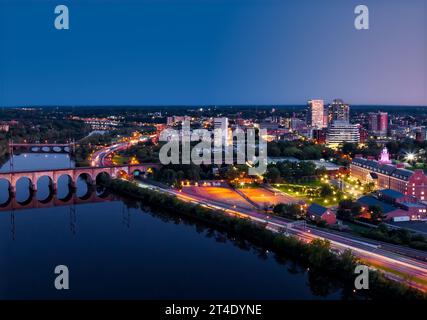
[405,152,416,162]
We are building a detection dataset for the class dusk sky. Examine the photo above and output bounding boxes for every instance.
[0,0,426,106]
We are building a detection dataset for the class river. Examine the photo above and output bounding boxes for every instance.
[0,153,345,299]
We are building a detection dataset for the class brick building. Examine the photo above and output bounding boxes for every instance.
[307,203,336,225]
[350,148,427,201]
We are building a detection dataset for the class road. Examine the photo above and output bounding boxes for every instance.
[91,142,129,166]
[136,179,427,292]
[90,135,155,167]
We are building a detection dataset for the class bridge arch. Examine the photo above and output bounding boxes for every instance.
[76,172,94,185]
[56,173,73,186]
[14,176,34,204]
[0,178,11,206]
[0,163,162,195]
[95,171,111,184]
[56,174,74,200]
[35,175,54,188]
[36,176,55,203]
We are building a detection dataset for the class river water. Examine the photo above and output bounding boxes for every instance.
[0,153,344,299]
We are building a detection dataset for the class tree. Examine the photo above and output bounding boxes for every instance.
[369,205,384,222]
[273,203,303,220]
[267,142,281,157]
[186,166,201,181]
[224,165,241,181]
[350,202,362,217]
[302,145,322,160]
[298,161,316,177]
[336,208,352,221]
[266,166,281,183]
[320,185,334,197]
[341,143,358,156]
[365,182,375,193]
[161,169,177,184]
[307,239,333,268]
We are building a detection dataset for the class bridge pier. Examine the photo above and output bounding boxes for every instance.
[9,185,15,197]
[68,181,76,191]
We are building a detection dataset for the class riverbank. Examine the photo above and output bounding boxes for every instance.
[100,177,427,300]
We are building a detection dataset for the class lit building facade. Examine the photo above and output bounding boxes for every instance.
[329,99,350,123]
[307,100,325,129]
[368,112,388,136]
[326,121,360,148]
[214,117,229,146]
[350,148,427,200]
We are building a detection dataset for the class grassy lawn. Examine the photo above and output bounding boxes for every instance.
[340,177,361,187]
[234,182,260,189]
[112,154,130,165]
[368,262,427,287]
[274,182,342,207]
[407,163,427,172]
[273,180,322,188]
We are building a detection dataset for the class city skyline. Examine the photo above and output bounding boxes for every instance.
[1,0,427,305]
[0,0,426,107]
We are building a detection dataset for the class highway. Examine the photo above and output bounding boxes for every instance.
[90,135,155,167]
[88,136,427,291]
[136,179,427,292]
[91,142,129,166]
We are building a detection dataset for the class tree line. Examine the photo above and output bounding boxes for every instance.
[98,176,427,300]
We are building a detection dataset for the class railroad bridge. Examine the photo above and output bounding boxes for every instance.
[10,142,75,153]
[0,163,161,191]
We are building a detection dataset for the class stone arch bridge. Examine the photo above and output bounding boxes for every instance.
[0,164,161,192]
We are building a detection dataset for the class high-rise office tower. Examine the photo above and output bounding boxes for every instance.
[377,112,388,136]
[214,117,229,146]
[326,121,360,148]
[307,100,325,129]
[329,99,350,123]
[368,112,388,137]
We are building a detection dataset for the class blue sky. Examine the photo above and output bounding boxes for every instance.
[0,0,426,106]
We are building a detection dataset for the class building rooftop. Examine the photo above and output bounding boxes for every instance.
[307,203,329,217]
[401,202,425,208]
[352,158,414,181]
[357,196,396,214]
[267,157,300,164]
[378,189,405,199]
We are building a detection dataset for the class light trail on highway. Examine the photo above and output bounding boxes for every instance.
[137,179,427,292]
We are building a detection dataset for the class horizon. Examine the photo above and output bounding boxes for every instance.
[2,104,427,109]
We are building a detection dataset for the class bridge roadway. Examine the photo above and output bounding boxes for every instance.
[11,143,73,147]
[0,164,161,191]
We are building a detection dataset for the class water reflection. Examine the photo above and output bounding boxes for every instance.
[2,186,112,241]
[0,153,347,299]
[0,190,348,299]
[0,153,74,173]
[117,196,349,299]
[0,184,112,212]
